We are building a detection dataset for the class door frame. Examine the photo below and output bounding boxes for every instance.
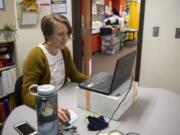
[72,0,146,81]
[135,0,145,81]
[71,0,83,72]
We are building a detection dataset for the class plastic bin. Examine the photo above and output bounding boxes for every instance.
[100,27,120,54]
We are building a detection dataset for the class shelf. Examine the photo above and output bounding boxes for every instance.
[0,91,14,99]
[0,93,9,99]
[0,65,16,72]
[0,40,14,44]
[0,41,15,49]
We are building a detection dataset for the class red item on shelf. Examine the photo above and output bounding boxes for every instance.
[0,59,10,67]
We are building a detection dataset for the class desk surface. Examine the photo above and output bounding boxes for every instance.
[2,83,180,135]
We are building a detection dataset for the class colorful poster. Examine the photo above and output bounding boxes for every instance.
[51,0,67,14]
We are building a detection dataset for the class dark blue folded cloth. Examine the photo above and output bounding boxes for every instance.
[87,115,109,131]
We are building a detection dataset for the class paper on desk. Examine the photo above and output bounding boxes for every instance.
[69,110,78,125]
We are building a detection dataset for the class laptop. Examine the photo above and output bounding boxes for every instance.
[79,50,137,95]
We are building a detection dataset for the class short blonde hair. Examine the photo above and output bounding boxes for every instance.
[41,14,72,42]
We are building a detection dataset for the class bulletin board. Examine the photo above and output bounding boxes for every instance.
[20,12,39,26]
[92,0,105,22]
[16,1,39,27]
[51,0,67,14]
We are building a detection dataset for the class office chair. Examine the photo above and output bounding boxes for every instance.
[14,75,23,106]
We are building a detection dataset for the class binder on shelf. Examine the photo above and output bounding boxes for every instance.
[1,70,8,94]
[8,67,17,94]
[3,98,11,117]
[0,101,6,122]
[1,67,17,95]
[0,76,3,95]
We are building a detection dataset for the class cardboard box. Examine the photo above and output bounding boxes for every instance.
[77,80,137,120]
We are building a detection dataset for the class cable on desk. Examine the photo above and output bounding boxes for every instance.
[96,75,136,135]
[108,130,140,135]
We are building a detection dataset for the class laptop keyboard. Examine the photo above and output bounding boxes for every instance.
[91,76,113,91]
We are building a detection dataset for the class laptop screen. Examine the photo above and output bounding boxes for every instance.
[78,50,136,95]
[110,50,136,92]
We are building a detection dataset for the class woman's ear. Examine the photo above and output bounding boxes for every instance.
[45,35,51,43]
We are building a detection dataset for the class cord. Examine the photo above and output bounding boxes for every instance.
[109,130,140,135]
[96,75,134,135]
[126,132,140,135]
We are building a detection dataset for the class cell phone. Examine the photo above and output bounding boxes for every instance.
[14,121,38,135]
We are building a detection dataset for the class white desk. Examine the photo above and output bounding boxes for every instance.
[2,83,180,135]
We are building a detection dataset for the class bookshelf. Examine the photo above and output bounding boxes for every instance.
[0,40,17,97]
[0,40,17,125]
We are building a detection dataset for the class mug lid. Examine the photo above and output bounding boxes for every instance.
[38,84,55,95]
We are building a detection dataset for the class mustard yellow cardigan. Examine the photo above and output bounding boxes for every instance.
[22,46,88,108]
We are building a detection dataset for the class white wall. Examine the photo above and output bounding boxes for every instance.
[13,0,72,76]
[139,0,180,94]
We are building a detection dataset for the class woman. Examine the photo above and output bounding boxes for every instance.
[22,14,88,123]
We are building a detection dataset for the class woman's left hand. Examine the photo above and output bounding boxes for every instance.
[58,107,70,124]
